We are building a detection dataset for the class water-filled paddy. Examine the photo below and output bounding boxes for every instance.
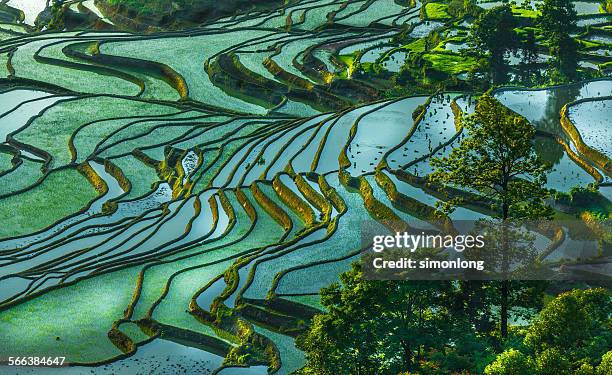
[0,1,610,373]
[573,1,602,15]
[568,98,612,159]
[494,79,612,135]
[7,0,47,25]
[381,50,408,72]
[577,15,612,27]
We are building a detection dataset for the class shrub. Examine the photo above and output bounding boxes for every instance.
[484,349,535,375]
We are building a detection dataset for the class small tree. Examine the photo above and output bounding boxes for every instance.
[538,0,578,80]
[430,94,552,223]
[470,5,519,83]
[429,94,552,338]
[518,29,542,84]
[538,0,577,39]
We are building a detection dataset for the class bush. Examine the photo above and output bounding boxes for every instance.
[484,349,535,375]
[535,348,571,375]
[598,350,612,374]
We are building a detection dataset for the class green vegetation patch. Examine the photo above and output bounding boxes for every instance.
[425,3,451,19]
[422,53,476,74]
[512,5,540,18]
[281,295,325,311]
[577,38,605,48]
[403,38,427,53]
[0,168,99,238]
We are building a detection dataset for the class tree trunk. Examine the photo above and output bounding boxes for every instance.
[400,340,412,371]
[501,279,509,338]
[501,201,509,338]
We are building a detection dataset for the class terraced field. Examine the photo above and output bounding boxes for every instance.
[0,0,611,374]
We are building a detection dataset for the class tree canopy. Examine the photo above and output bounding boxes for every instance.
[470,5,519,83]
[485,288,612,374]
[296,263,489,374]
[537,0,579,79]
[429,94,552,338]
[430,93,551,221]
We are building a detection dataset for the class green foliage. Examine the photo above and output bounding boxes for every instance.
[297,263,484,374]
[447,0,482,18]
[538,0,577,38]
[484,348,535,375]
[485,289,611,374]
[429,94,552,339]
[425,3,451,19]
[511,5,540,18]
[517,28,544,85]
[404,38,427,53]
[603,0,612,13]
[412,104,427,120]
[470,5,519,83]
[524,288,612,366]
[537,0,579,79]
[535,347,571,374]
[394,64,413,86]
[556,186,612,220]
[598,350,612,374]
[429,94,551,220]
[575,363,597,375]
[422,53,477,74]
[39,2,65,31]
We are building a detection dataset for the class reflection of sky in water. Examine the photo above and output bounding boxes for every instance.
[82,0,107,20]
[409,21,444,38]
[445,42,468,53]
[8,0,48,25]
[578,60,599,70]
[586,34,612,45]
[494,80,612,134]
[568,99,611,159]
[361,46,389,63]
[506,51,550,65]
[586,48,611,57]
[382,50,407,72]
[218,365,268,375]
[534,136,594,193]
[573,1,602,15]
[577,15,612,27]
[477,1,503,10]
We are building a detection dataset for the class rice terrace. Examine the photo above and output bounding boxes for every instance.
[0,0,610,374]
